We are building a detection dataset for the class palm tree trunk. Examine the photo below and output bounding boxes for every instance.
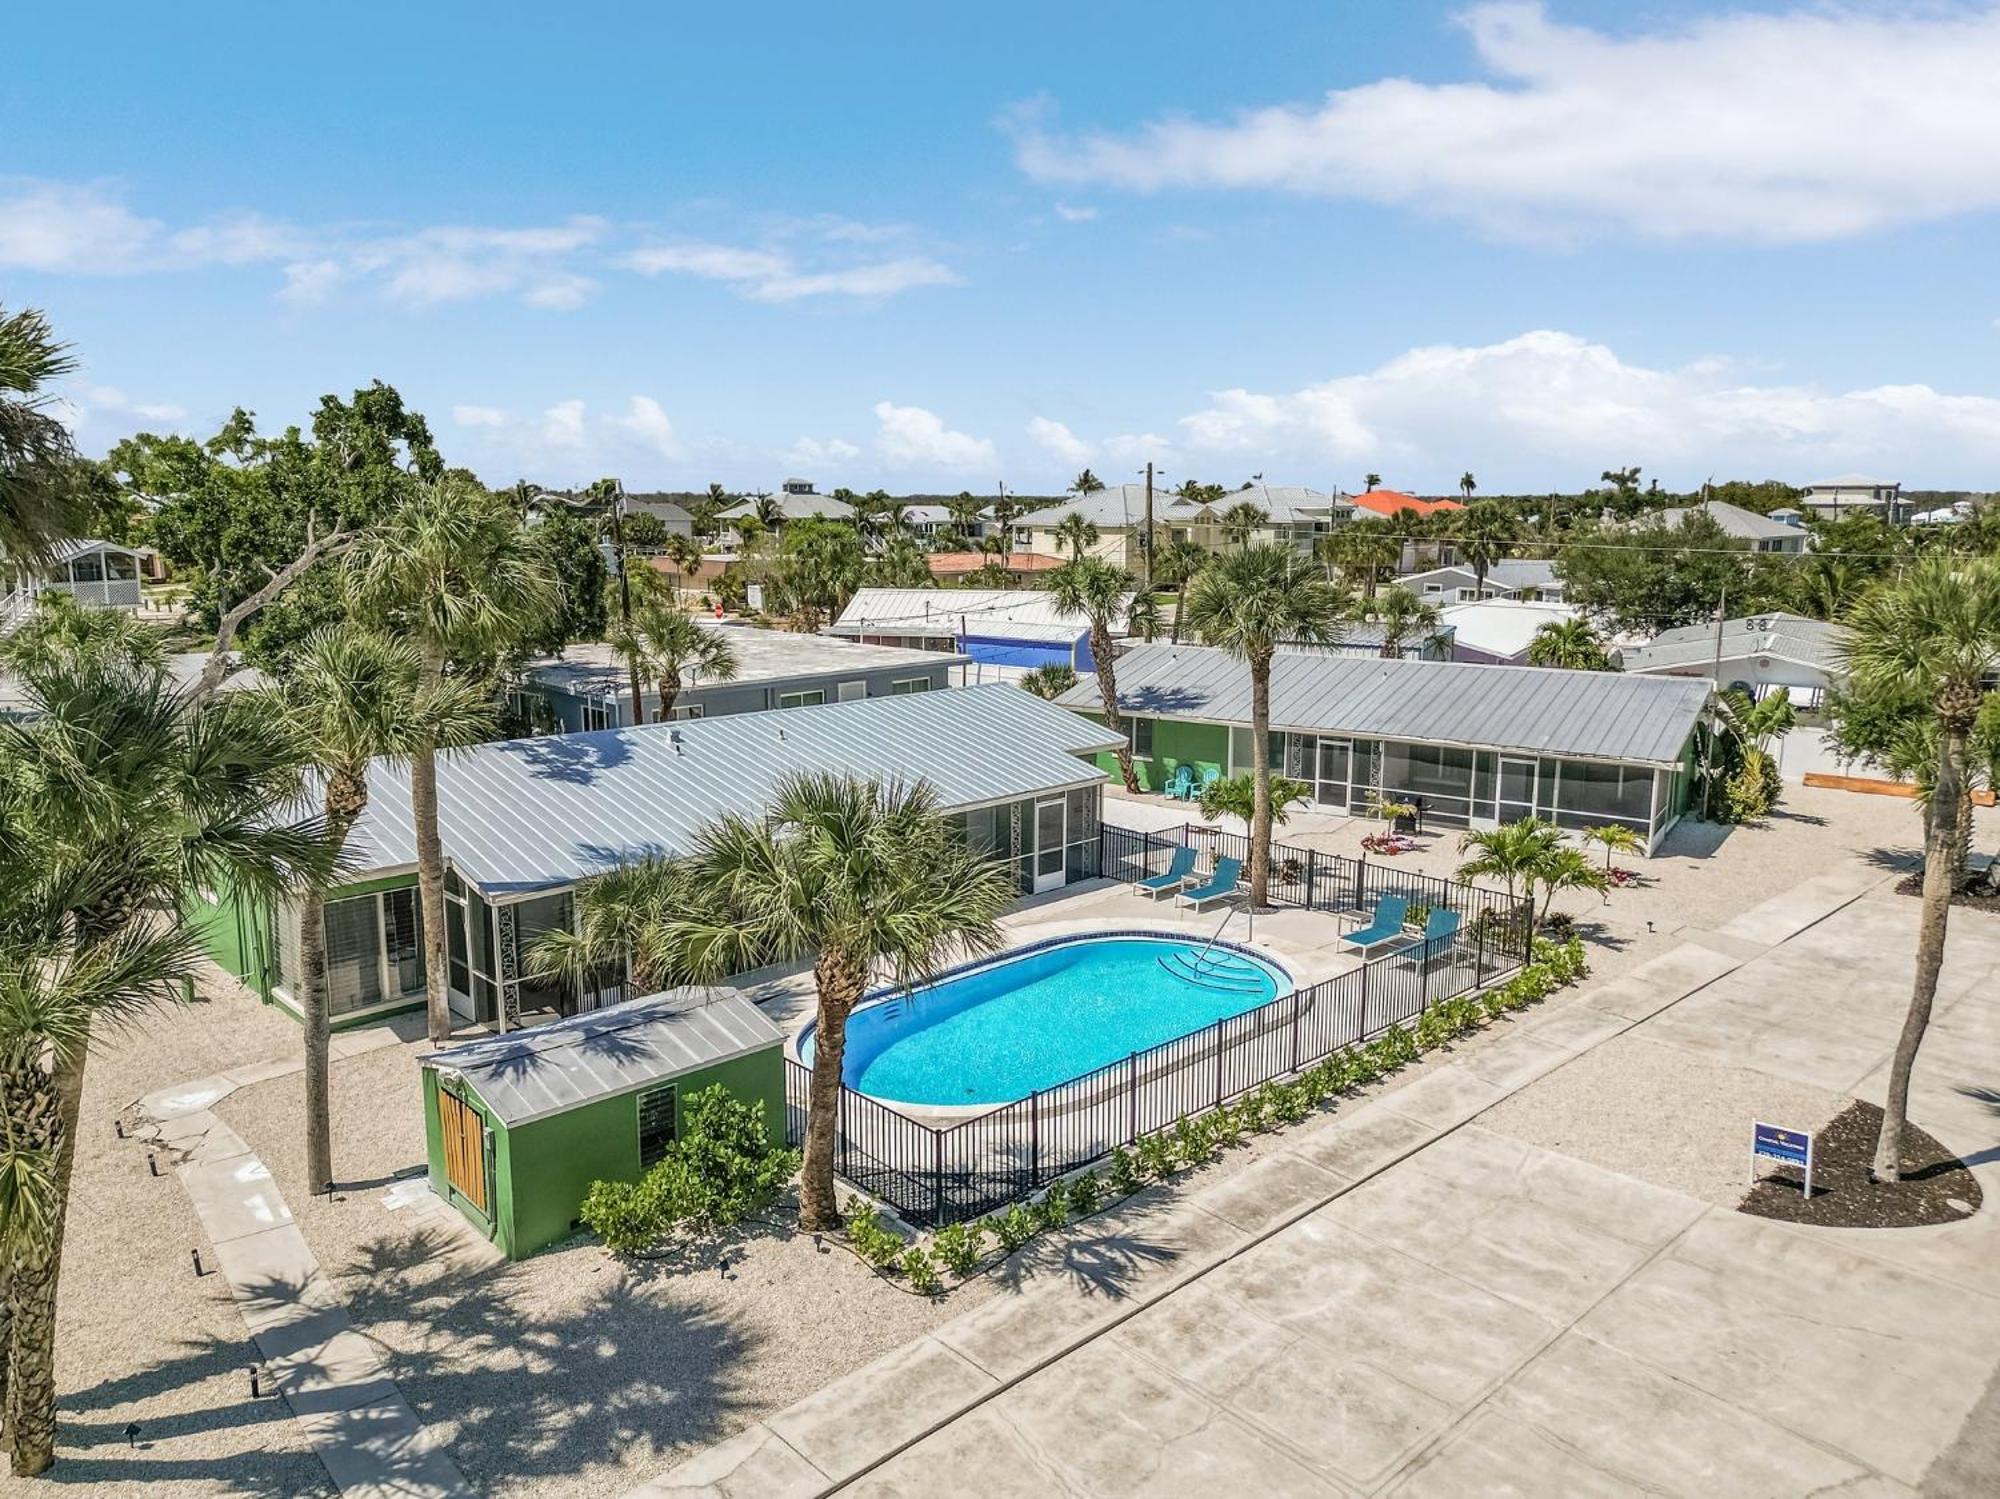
[302,775,367,1191]
[1170,585,1185,645]
[657,674,678,722]
[1874,723,1966,1182]
[802,947,865,1232]
[1249,649,1273,907]
[413,648,453,1043]
[5,1062,63,1476]
[0,1262,10,1455]
[1092,623,1139,793]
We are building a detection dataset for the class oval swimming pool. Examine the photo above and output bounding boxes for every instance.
[802,933,1292,1108]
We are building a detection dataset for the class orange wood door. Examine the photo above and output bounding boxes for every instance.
[440,1089,487,1214]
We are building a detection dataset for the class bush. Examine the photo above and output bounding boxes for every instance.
[901,1245,943,1295]
[846,1204,905,1269]
[1723,747,1782,823]
[993,1202,1038,1253]
[1136,1130,1177,1180]
[1105,1146,1142,1196]
[1068,1169,1104,1216]
[1036,1179,1071,1231]
[931,1220,984,1277]
[579,1086,798,1253]
[1171,1114,1214,1168]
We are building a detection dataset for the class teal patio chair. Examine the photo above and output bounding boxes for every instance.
[1337,895,1410,954]
[1134,845,1198,898]
[1161,764,1196,802]
[1177,855,1243,911]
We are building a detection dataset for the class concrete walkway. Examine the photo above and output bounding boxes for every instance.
[640,858,2000,1497]
[137,1025,473,1499]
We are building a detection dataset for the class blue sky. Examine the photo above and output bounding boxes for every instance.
[7,1,2000,494]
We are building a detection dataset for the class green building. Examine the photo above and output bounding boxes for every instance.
[420,987,785,1258]
[1061,643,1711,854]
[189,684,1119,1032]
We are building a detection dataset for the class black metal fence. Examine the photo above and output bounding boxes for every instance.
[783,826,1532,1228]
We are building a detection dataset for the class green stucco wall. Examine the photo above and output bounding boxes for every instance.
[183,874,273,1000]
[1087,716,1230,793]
[424,1043,786,1259]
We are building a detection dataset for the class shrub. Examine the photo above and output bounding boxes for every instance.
[1105,1145,1143,1197]
[1171,1114,1213,1168]
[1136,1130,1177,1180]
[846,1205,905,1269]
[901,1245,943,1295]
[1207,1104,1244,1149]
[1414,1005,1454,1051]
[931,1221,984,1277]
[993,1202,1038,1253]
[1237,1085,1275,1133]
[1271,1081,1311,1124]
[579,1086,799,1253]
[1068,1169,1104,1216]
[1036,1179,1071,1230]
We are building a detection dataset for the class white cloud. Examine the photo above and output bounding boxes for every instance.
[278,258,346,305]
[452,404,508,428]
[540,399,589,449]
[1053,203,1098,223]
[610,396,682,459]
[1013,3,2000,243]
[0,181,166,272]
[782,435,863,469]
[623,236,958,302]
[57,382,189,435]
[750,257,958,303]
[872,402,997,470]
[1025,416,1090,465]
[1170,329,2000,489]
[624,242,791,281]
[353,218,609,308]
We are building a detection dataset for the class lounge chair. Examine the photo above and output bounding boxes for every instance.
[1406,908,1462,961]
[1134,846,1198,899]
[1337,895,1410,954]
[1161,764,1196,802]
[1177,855,1243,911]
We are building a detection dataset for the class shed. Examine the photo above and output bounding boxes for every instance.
[420,987,785,1258]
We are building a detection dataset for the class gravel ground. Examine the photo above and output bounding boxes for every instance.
[213,1039,995,1499]
[44,961,332,1496]
[1479,1032,1852,1208]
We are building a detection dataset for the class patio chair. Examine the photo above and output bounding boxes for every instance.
[1195,766,1222,798]
[1177,855,1243,911]
[1337,895,1410,954]
[1382,907,1462,963]
[1161,764,1196,802]
[1134,845,1199,899]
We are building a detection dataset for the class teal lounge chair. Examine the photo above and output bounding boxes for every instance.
[1177,855,1242,911]
[1407,908,1462,960]
[1135,846,1198,898]
[1161,764,1196,801]
[1338,895,1410,953]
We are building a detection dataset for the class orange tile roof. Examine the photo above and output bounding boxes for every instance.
[1351,489,1465,518]
[927,551,1064,576]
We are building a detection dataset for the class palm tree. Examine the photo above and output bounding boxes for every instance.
[1363,473,1383,491]
[1319,524,1399,600]
[1369,585,1444,659]
[749,491,784,530]
[1456,817,1561,917]
[1196,772,1311,830]
[610,605,739,721]
[1054,511,1100,561]
[1219,500,1269,548]
[347,476,559,1041]
[0,306,87,575]
[1049,558,1141,793]
[0,590,164,678]
[1126,591,1162,643]
[1837,558,2000,1182]
[1582,823,1643,872]
[1459,471,1477,502]
[1535,845,1610,920]
[1526,618,1613,670]
[1452,503,1518,594]
[1017,664,1078,701]
[1156,538,1209,644]
[273,626,493,1190]
[1070,468,1105,498]
[544,775,1015,1230]
[1183,545,1345,906]
[872,533,932,588]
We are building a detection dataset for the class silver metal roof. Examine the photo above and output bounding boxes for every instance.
[342,683,1121,896]
[832,587,1127,638]
[521,625,964,699]
[1058,643,1709,768]
[1656,501,1801,543]
[1621,613,1848,675]
[421,987,782,1126]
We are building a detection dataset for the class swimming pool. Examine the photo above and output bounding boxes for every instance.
[801,933,1292,1108]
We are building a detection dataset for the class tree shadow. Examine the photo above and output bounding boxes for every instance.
[988,1187,1193,1304]
[498,728,635,787]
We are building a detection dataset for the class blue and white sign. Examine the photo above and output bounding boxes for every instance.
[1751,1120,1815,1198]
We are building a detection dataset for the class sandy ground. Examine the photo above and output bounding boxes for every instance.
[42,962,332,1496]
[1106,778,1988,982]
[211,1038,993,1499]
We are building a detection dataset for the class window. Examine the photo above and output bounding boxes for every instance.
[582,699,614,731]
[837,680,867,702]
[890,677,933,695]
[1128,717,1154,757]
[670,703,705,720]
[638,1084,677,1168]
[778,689,825,709]
[323,896,385,1016]
[383,887,423,996]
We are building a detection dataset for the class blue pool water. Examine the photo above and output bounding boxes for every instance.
[808,935,1291,1107]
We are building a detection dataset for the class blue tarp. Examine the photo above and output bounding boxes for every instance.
[959,631,1093,672]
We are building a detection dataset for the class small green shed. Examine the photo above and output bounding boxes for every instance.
[419,986,787,1259]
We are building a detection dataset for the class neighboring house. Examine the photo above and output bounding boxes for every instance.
[1618,612,1848,707]
[525,491,695,537]
[1401,559,1565,603]
[1654,499,1806,554]
[1439,599,1581,666]
[0,650,265,721]
[1162,484,1351,554]
[1307,625,1455,662]
[512,623,966,732]
[926,550,1065,583]
[1010,482,1347,570]
[832,586,1129,673]
[1056,641,1709,852]
[189,685,1122,1033]
[1797,475,1909,525]
[2,538,159,635]
[1350,489,1463,571]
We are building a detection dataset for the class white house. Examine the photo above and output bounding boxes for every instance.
[1618,612,1847,707]
[1401,558,1564,603]
[1653,500,1807,554]
[2,538,159,636]
[1438,599,1580,666]
[1797,475,1909,525]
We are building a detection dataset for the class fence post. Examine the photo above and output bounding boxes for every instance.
[1356,852,1367,910]
[1126,1051,1139,1143]
[838,1087,849,1179]
[1305,848,1318,910]
[1030,1089,1041,1184]
[1360,954,1372,1034]
[933,1128,946,1228]
[1213,1019,1225,1109]
[1475,916,1487,988]
[1290,989,1301,1071]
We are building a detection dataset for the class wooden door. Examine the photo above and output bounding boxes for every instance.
[439,1089,488,1214]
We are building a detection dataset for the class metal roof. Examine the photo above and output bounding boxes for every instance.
[520,625,964,700]
[1656,501,1801,543]
[1622,614,1848,675]
[1400,559,1562,595]
[341,683,1121,896]
[421,987,782,1126]
[1438,600,1579,661]
[1057,643,1709,768]
[832,587,1127,638]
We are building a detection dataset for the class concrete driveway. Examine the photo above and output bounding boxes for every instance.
[645,863,2000,1498]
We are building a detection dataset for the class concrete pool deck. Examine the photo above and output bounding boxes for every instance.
[637,856,2000,1497]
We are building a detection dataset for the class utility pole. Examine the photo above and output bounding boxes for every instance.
[606,479,643,726]
[1142,461,1156,591]
[1710,581,1728,687]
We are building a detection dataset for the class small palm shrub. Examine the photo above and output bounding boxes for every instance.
[1068,1169,1104,1216]
[1105,1145,1142,1196]
[931,1220,984,1277]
